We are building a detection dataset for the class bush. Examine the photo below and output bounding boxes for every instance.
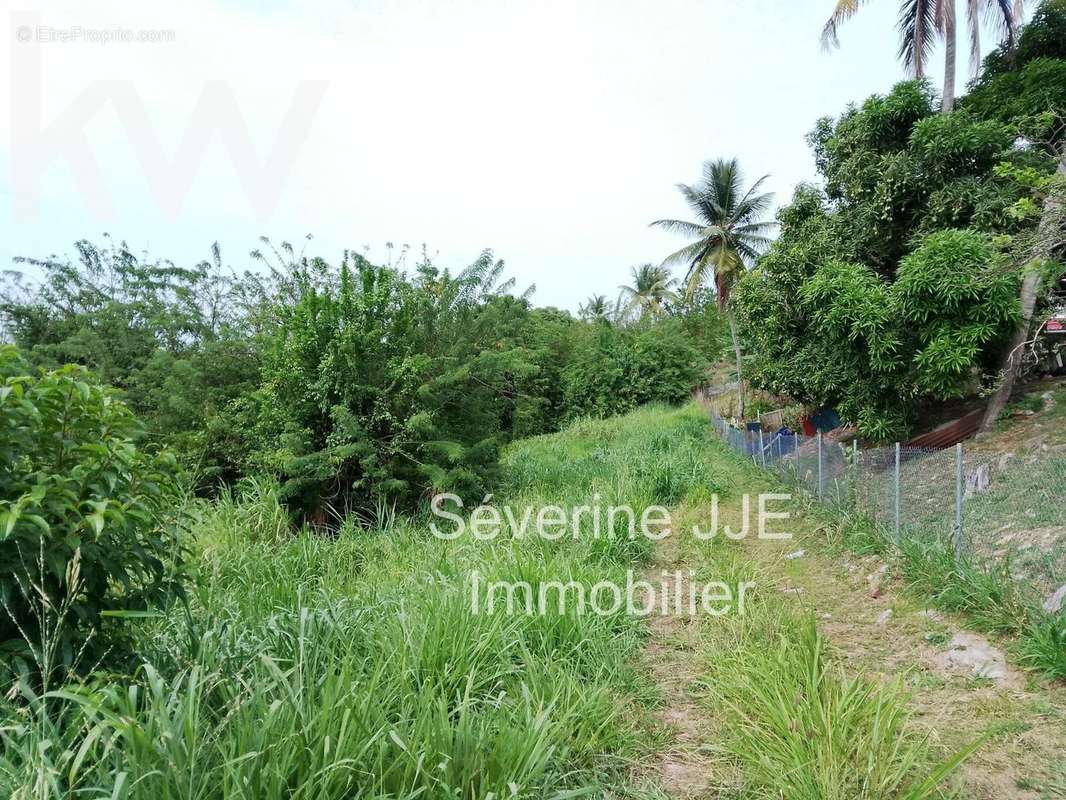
[0,346,186,682]
[561,318,707,419]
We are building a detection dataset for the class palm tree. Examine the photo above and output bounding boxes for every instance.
[580,294,611,322]
[650,158,775,416]
[821,0,1023,113]
[618,264,678,320]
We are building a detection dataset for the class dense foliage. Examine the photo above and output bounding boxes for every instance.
[734,0,1066,440]
[963,0,1066,142]
[561,318,705,419]
[0,347,185,680]
[2,243,721,519]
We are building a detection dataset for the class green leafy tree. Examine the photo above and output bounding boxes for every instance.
[961,0,1066,427]
[0,346,186,683]
[733,74,1053,439]
[736,199,1020,438]
[248,251,558,519]
[1,239,264,484]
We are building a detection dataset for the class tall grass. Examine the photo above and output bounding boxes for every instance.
[689,528,983,799]
[707,610,981,799]
[0,403,995,797]
[0,404,719,799]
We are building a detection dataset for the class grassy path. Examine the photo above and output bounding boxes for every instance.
[5,403,1062,799]
[642,443,1066,799]
[642,530,717,798]
[752,503,1066,799]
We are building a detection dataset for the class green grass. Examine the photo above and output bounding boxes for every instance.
[0,403,996,797]
[708,613,982,800]
[683,500,983,800]
[0,404,720,799]
[817,504,1066,680]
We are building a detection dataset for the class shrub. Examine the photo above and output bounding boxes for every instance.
[0,346,186,682]
[561,318,707,419]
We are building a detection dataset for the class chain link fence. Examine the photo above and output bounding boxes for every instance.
[710,410,1066,602]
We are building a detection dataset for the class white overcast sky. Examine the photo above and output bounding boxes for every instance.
[1,0,1019,311]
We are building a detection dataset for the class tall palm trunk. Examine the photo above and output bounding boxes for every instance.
[728,308,745,418]
[942,0,957,112]
[980,145,1066,431]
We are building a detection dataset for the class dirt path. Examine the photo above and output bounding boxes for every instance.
[640,530,719,799]
[639,493,1066,799]
[759,503,1066,799]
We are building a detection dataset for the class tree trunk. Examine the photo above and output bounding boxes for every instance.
[728,307,745,418]
[979,146,1066,432]
[942,0,957,113]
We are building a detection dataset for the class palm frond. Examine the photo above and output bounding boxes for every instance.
[659,240,710,269]
[732,188,775,226]
[897,0,940,76]
[734,220,779,236]
[968,0,983,76]
[983,0,1017,51]
[649,218,706,238]
[821,0,871,50]
[704,158,742,222]
[677,183,716,224]
[732,173,771,215]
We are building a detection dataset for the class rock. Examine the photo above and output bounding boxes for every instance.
[867,564,890,598]
[917,609,945,622]
[780,586,805,596]
[934,633,1010,682]
[1042,391,1056,412]
[785,549,807,560]
[1044,584,1066,615]
[875,609,893,625]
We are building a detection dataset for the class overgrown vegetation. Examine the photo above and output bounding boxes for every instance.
[733,1,1066,439]
[817,503,1066,680]
[709,617,982,799]
[0,406,710,797]
[3,3,1065,796]
[2,241,722,520]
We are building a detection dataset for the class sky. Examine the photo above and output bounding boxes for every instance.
[0,0,1020,311]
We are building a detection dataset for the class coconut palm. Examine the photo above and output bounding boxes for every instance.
[650,158,775,416]
[618,264,678,320]
[580,294,612,322]
[821,0,1023,112]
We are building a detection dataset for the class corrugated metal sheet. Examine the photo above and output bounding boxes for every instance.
[904,409,983,449]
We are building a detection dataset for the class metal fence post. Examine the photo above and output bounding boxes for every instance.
[894,442,901,542]
[817,431,823,501]
[852,438,859,511]
[954,443,964,564]
[758,428,766,469]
